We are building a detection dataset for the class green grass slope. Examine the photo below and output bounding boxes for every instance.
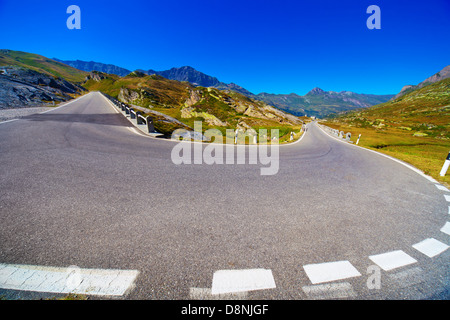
[322,78,450,185]
[0,49,87,83]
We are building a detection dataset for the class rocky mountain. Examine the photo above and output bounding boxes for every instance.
[0,66,86,108]
[139,66,254,97]
[392,65,450,100]
[53,58,132,77]
[0,50,87,108]
[48,57,394,118]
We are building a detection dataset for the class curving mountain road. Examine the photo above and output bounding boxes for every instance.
[0,92,448,300]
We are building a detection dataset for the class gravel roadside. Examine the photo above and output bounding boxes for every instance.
[0,107,55,122]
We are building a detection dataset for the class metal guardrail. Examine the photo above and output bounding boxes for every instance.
[319,123,355,143]
[102,93,156,133]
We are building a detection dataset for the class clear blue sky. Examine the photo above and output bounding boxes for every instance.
[1,0,449,95]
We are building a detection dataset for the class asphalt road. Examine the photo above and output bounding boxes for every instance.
[0,92,448,300]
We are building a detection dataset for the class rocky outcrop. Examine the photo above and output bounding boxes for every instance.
[0,66,86,108]
[118,87,141,104]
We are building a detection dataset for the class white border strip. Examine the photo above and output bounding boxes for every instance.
[0,263,139,296]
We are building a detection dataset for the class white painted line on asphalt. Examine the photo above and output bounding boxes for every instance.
[0,118,18,125]
[189,287,248,300]
[435,184,450,192]
[316,123,439,184]
[368,250,417,271]
[440,222,450,236]
[303,261,361,284]
[210,269,276,295]
[0,263,139,296]
[39,93,91,114]
[448,206,450,215]
[412,238,449,258]
[302,282,357,299]
[445,195,450,202]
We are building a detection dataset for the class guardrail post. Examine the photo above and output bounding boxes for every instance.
[136,111,144,125]
[146,116,155,133]
[125,107,130,115]
[440,151,450,176]
[130,109,136,119]
[345,132,351,141]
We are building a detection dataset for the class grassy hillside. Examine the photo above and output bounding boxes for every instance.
[0,49,87,83]
[322,78,450,185]
[84,71,304,140]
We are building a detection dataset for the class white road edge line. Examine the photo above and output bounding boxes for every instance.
[0,118,18,125]
[435,184,450,192]
[0,93,91,125]
[316,123,438,184]
[0,263,139,296]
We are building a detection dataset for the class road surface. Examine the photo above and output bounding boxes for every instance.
[0,92,448,300]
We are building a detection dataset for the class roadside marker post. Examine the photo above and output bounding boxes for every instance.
[440,151,450,177]
[356,134,361,145]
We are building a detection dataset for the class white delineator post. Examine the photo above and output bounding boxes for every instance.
[356,134,361,145]
[440,151,450,176]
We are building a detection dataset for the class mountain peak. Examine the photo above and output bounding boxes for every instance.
[307,87,326,95]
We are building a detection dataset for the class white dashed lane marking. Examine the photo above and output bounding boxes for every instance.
[412,238,449,258]
[368,250,417,271]
[210,269,276,295]
[0,263,139,296]
[441,222,450,236]
[445,195,450,202]
[303,260,361,284]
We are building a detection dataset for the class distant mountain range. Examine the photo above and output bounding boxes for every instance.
[53,58,132,77]
[54,58,394,117]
